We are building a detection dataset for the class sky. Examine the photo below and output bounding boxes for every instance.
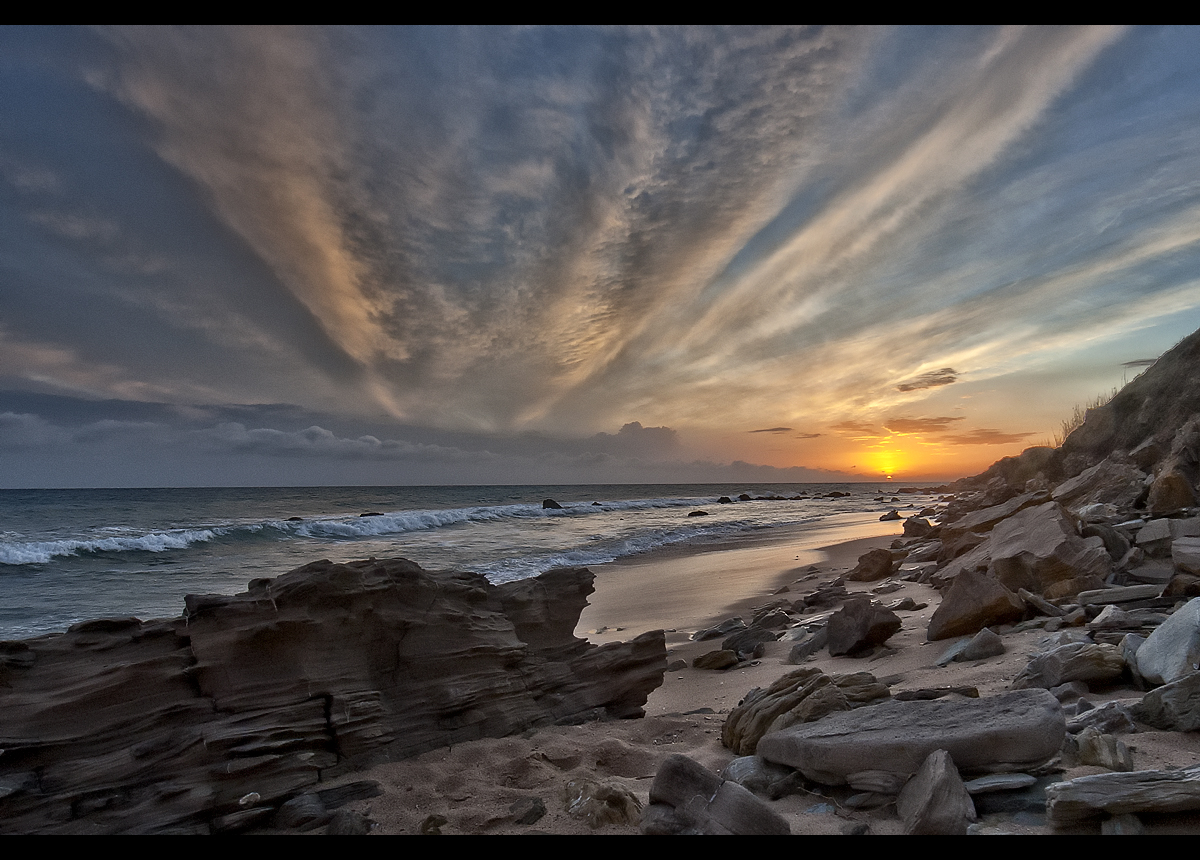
[2,25,1200,487]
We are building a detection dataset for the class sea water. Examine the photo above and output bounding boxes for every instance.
[0,483,939,639]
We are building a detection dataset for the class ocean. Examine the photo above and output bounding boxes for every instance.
[0,482,939,640]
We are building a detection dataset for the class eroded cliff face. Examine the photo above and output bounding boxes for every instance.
[0,558,666,834]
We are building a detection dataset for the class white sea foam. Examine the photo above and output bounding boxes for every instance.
[0,528,219,565]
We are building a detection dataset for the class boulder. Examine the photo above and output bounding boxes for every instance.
[826,598,902,657]
[756,689,1065,786]
[927,568,1025,641]
[1051,457,1147,510]
[846,547,895,581]
[985,503,1111,599]
[1135,596,1200,685]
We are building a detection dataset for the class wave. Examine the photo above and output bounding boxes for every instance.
[0,495,717,566]
[0,529,221,565]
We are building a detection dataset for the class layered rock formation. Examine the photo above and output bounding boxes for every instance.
[0,558,666,834]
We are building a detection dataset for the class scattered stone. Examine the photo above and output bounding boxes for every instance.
[880,510,902,521]
[896,749,977,835]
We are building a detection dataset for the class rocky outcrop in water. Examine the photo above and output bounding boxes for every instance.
[0,558,666,834]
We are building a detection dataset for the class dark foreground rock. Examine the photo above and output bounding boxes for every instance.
[641,753,790,835]
[0,558,666,834]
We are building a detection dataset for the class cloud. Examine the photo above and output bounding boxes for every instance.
[587,421,680,457]
[833,420,883,437]
[193,422,482,461]
[1122,358,1157,368]
[943,428,1035,445]
[885,416,965,434]
[896,367,958,391]
[749,427,792,433]
[795,432,822,439]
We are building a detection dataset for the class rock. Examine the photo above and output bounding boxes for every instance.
[826,598,902,657]
[642,754,790,835]
[687,510,709,517]
[0,559,665,834]
[1132,672,1200,731]
[720,756,804,799]
[564,778,641,828]
[722,626,779,657]
[326,809,373,835]
[1046,765,1200,825]
[941,490,1050,540]
[693,650,739,670]
[1051,458,1147,510]
[691,617,746,642]
[1010,641,1125,690]
[274,793,328,831]
[927,568,1025,641]
[1076,584,1163,605]
[1066,701,1137,735]
[509,796,547,825]
[1135,596,1200,685]
[785,628,828,663]
[541,498,563,509]
[847,548,895,581]
[756,689,1065,786]
[903,516,934,538]
[721,668,888,756]
[1019,588,1066,617]
[1148,467,1197,515]
[880,510,902,521]
[1175,537,1200,574]
[896,749,977,835]
[986,503,1111,599]
[1070,726,1134,771]
[936,628,1005,666]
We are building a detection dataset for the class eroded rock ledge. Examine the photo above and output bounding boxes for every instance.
[0,558,666,834]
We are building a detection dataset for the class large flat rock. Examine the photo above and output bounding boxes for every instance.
[756,689,1064,785]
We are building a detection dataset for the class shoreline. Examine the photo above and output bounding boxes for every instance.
[576,511,905,648]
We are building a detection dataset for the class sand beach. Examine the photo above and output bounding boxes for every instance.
[310,516,1200,836]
